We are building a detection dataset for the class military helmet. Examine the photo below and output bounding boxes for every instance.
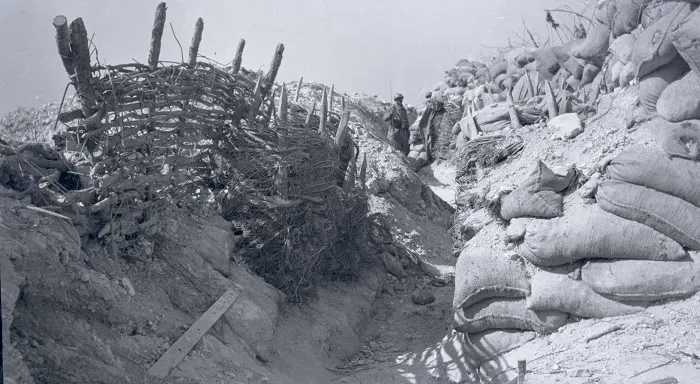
[393,93,404,101]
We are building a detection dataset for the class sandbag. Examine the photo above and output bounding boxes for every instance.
[489,61,508,80]
[581,63,601,86]
[479,119,511,133]
[572,23,611,61]
[671,8,700,77]
[582,252,700,302]
[499,189,562,221]
[502,76,516,91]
[619,61,635,87]
[594,0,617,26]
[641,0,686,29]
[552,39,584,64]
[612,0,651,38]
[657,119,700,160]
[597,180,700,249]
[494,73,508,89]
[611,60,624,84]
[610,33,636,64]
[516,105,544,125]
[474,102,510,126]
[566,75,581,91]
[512,71,542,102]
[519,206,686,267]
[453,248,530,310]
[638,58,689,113]
[657,71,700,122]
[516,51,535,67]
[532,47,560,79]
[562,56,585,80]
[521,160,574,192]
[631,2,693,78]
[463,330,536,370]
[608,145,700,207]
[527,271,645,318]
[453,297,567,334]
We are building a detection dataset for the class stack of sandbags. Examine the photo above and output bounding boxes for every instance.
[598,140,700,250]
[453,247,567,334]
[496,161,575,221]
[407,143,429,171]
[638,57,689,113]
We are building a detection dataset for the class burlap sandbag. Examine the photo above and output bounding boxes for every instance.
[516,51,536,68]
[489,61,508,80]
[519,206,686,267]
[475,102,510,126]
[638,58,689,113]
[657,71,700,122]
[611,60,624,84]
[520,160,575,193]
[657,119,700,161]
[619,61,635,87]
[562,56,586,80]
[607,145,700,207]
[532,47,560,79]
[572,23,611,61]
[611,0,652,38]
[594,0,617,27]
[631,2,693,78]
[641,0,686,29]
[582,252,700,302]
[479,119,511,133]
[566,75,581,91]
[499,189,562,221]
[453,297,567,334]
[494,73,509,89]
[581,63,601,86]
[453,248,530,310]
[597,180,700,249]
[527,271,646,318]
[463,330,536,370]
[671,8,700,77]
[610,33,636,64]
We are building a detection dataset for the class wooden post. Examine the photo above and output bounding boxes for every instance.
[517,360,526,384]
[266,87,277,122]
[53,16,74,80]
[319,87,328,133]
[248,72,262,121]
[148,288,240,379]
[341,96,346,112]
[188,18,204,67]
[262,43,285,97]
[231,38,245,74]
[334,104,350,146]
[69,18,96,116]
[545,80,558,119]
[328,84,335,112]
[344,148,357,192]
[304,100,316,128]
[506,85,521,130]
[294,77,303,102]
[148,2,167,70]
[359,153,367,190]
[278,84,288,125]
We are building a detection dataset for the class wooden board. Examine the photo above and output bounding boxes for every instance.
[147,288,240,379]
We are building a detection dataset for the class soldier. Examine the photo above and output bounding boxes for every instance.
[383,93,410,156]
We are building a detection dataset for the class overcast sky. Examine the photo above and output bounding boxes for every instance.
[0,0,586,116]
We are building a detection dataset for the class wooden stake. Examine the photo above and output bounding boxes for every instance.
[319,87,328,133]
[304,100,316,128]
[328,84,335,112]
[53,16,74,80]
[148,2,167,70]
[517,360,526,384]
[334,104,350,146]
[341,96,346,111]
[266,87,276,122]
[248,72,263,121]
[69,18,96,116]
[263,43,285,97]
[294,77,303,102]
[278,84,288,125]
[344,147,357,192]
[507,85,521,130]
[231,38,245,74]
[359,153,367,189]
[148,288,240,379]
[188,18,204,67]
[545,80,558,119]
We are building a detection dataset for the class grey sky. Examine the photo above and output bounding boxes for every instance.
[0,0,585,116]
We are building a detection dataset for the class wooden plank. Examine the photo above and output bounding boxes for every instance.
[147,288,240,379]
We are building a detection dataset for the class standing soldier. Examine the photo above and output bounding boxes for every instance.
[383,93,410,156]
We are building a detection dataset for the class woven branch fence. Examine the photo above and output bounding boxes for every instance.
[45,2,369,300]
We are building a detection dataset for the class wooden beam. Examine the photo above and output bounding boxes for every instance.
[278,83,288,125]
[545,80,558,119]
[188,18,204,67]
[328,84,335,112]
[359,153,367,189]
[148,2,167,70]
[506,84,521,130]
[334,104,350,146]
[147,288,240,379]
[304,100,316,128]
[231,38,245,74]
